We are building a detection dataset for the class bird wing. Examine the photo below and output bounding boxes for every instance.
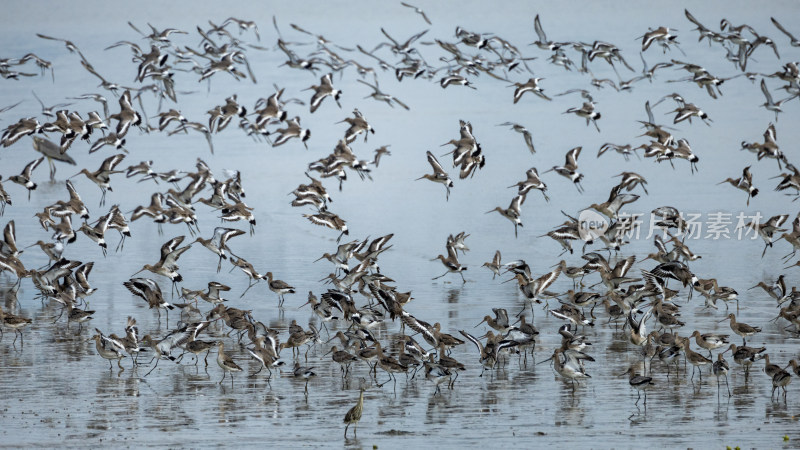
[160,236,186,260]
[534,14,548,42]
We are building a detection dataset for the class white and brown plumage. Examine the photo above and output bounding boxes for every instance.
[509,167,549,202]
[78,211,111,257]
[263,271,295,307]
[545,146,584,193]
[123,277,174,323]
[552,348,591,391]
[216,342,242,386]
[720,313,761,346]
[512,77,551,103]
[621,367,654,405]
[718,165,759,206]
[690,330,730,358]
[220,202,256,235]
[432,243,467,283]
[70,153,125,206]
[131,236,192,296]
[272,116,310,149]
[92,328,126,370]
[8,157,43,200]
[565,102,601,131]
[304,211,348,242]
[193,227,245,272]
[0,306,32,346]
[307,73,341,113]
[486,194,525,238]
[416,151,453,200]
[614,171,649,195]
[641,26,678,52]
[481,250,502,279]
[2,117,41,147]
[338,108,375,143]
[108,90,142,137]
[515,266,562,315]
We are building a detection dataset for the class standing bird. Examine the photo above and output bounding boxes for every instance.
[263,272,296,306]
[217,342,242,386]
[416,151,453,200]
[719,313,761,346]
[621,367,655,406]
[343,385,366,439]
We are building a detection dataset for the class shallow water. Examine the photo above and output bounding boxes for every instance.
[1,1,800,448]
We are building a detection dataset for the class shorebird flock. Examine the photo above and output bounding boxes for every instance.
[2,6,800,439]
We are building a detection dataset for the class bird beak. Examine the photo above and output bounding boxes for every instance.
[131,267,145,276]
[474,318,486,328]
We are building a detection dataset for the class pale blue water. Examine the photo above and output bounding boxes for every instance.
[1,1,799,448]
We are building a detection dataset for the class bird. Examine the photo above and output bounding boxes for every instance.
[343,385,366,438]
[511,78,551,103]
[400,2,431,25]
[486,194,525,237]
[718,166,759,206]
[131,236,192,297]
[481,251,502,279]
[759,78,789,121]
[8,157,43,200]
[216,342,242,386]
[621,367,654,405]
[431,243,467,283]
[565,102,601,131]
[544,147,584,193]
[770,17,800,47]
[307,73,341,113]
[416,151,453,200]
[123,278,174,324]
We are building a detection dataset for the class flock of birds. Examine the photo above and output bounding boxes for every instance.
[2,5,800,439]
